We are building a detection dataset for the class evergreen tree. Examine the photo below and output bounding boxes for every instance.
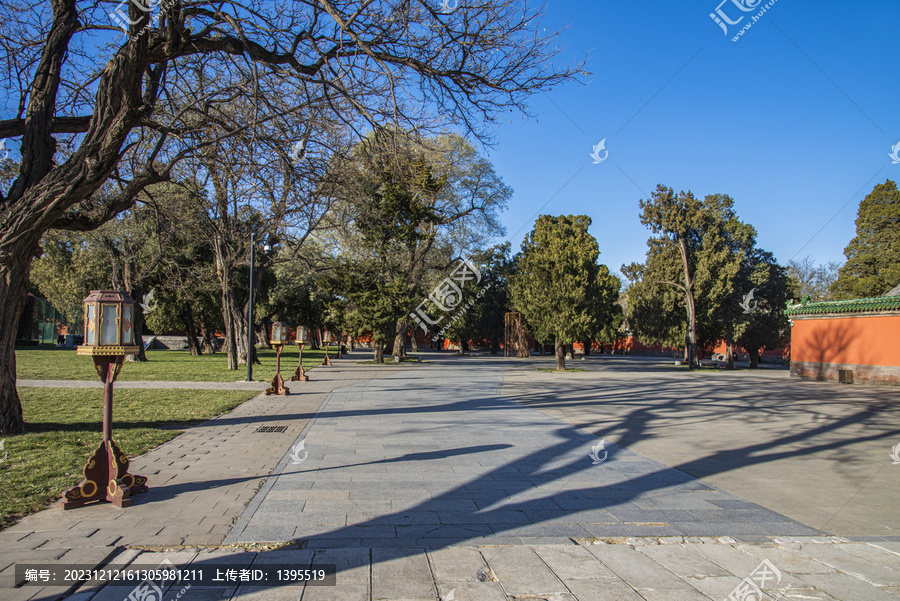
[624,186,754,369]
[734,249,795,368]
[832,180,900,298]
[510,215,618,370]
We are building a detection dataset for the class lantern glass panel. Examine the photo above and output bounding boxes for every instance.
[297,326,308,342]
[122,304,133,345]
[272,324,285,343]
[323,330,332,342]
[100,304,119,345]
[85,304,97,345]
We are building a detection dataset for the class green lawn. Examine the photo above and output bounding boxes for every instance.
[15,346,336,382]
[0,387,257,530]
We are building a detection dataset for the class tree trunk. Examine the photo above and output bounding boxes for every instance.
[201,325,216,354]
[221,286,242,370]
[490,336,500,354]
[220,282,259,368]
[182,305,201,356]
[675,235,699,370]
[17,295,35,341]
[373,341,385,363]
[685,299,698,370]
[725,329,735,370]
[0,254,33,435]
[256,322,271,350]
[749,348,760,369]
[391,318,407,358]
[555,337,566,371]
[410,332,418,353]
[583,338,592,356]
[125,285,149,362]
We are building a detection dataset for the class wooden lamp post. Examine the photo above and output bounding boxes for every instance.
[322,329,333,366]
[266,321,290,395]
[290,325,310,382]
[61,290,148,509]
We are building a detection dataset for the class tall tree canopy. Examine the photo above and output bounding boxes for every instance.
[831,180,900,299]
[510,215,618,371]
[734,249,794,368]
[623,186,754,368]
[0,0,580,434]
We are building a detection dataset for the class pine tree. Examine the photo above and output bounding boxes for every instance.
[510,215,618,370]
[832,180,900,298]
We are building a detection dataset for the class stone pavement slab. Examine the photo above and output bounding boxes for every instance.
[0,358,393,596]
[230,358,819,549]
[13,538,900,600]
[499,353,900,537]
[6,354,900,600]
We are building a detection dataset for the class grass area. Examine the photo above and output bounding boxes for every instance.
[536,368,588,373]
[15,346,335,382]
[0,387,257,530]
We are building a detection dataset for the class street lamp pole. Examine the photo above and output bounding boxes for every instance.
[246,232,255,382]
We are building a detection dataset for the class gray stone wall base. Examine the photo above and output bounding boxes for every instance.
[791,360,900,387]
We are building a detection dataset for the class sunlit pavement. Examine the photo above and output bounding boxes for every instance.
[4,352,900,600]
[230,357,819,546]
[498,353,900,537]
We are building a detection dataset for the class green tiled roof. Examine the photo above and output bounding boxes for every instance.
[785,296,900,316]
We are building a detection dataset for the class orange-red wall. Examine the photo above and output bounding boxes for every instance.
[791,314,900,368]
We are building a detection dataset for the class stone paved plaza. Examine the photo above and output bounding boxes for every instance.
[228,359,819,546]
[3,352,900,600]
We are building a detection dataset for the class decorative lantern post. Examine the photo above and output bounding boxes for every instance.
[62,291,148,509]
[290,326,310,382]
[322,329,333,366]
[266,321,290,395]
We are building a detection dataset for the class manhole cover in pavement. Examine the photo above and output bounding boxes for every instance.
[255,425,288,433]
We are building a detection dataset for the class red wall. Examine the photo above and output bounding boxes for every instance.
[792,314,900,367]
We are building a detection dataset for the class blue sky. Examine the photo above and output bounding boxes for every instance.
[486,0,900,280]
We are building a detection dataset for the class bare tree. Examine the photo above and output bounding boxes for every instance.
[787,256,841,302]
[0,0,581,433]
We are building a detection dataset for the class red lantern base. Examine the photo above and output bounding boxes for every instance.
[266,345,290,395]
[60,355,148,509]
[290,343,310,381]
[60,439,148,509]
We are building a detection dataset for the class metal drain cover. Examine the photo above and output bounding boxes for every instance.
[256,425,288,433]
